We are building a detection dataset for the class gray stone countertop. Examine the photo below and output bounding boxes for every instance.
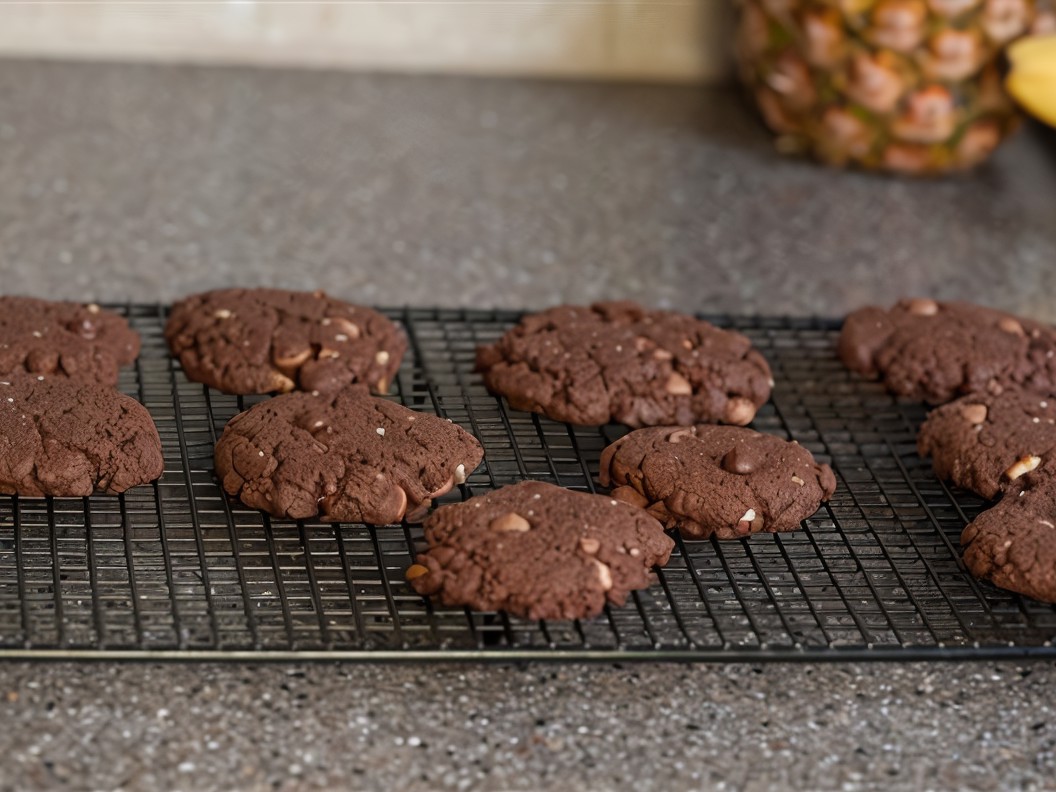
[0,58,1055,792]
[0,58,1054,319]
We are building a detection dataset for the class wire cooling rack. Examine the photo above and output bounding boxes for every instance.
[0,305,1053,662]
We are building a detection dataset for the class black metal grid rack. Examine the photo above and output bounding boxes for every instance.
[0,305,1053,662]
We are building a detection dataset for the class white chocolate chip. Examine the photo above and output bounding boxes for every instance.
[1004,455,1041,481]
[629,548,640,557]
[579,537,600,555]
[214,309,232,320]
[375,350,390,365]
[334,334,349,342]
[665,371,692,396]
[376,427,386,436]
[740,508,757,523]
[86,303,101,314]
[960,404,987,425]
[491,512,530,533]
[594,560,613,592]
[998,317,1026,337]
[31,331,42,338]
[791,475,805,486]
[907,298,938,316]
[258,450,264,457]
[724,397,757,426]
[453,463,467,484]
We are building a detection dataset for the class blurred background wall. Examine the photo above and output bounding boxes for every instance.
[0,1,732,83]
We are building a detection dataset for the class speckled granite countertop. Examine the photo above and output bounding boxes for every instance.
[1,59,1055,319]
[0,59,1055,792]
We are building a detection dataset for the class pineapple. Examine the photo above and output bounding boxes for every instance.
[735,0,1043,174]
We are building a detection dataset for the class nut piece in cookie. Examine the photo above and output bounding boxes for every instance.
[0,296,140,387]
[214,387,483,524]
[599,425,836,540]
[475,301,773,428]
[839,299,1056,403]
[961,457,1056,604]
[0,378,163,497]
[165,288,406,396]
[407,480,674,621]
[918,388,1056,500]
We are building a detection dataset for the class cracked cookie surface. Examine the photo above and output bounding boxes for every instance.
[962,457,1056,604]
[214,387,483,524]
[840,298,1056,403]
[919,388,1056,500]
[0,296,140,387]
[407,481,674,620]
[165,288,406,395]
[475,302,773,428]
[0,378,163,496]
[599,425,836,540]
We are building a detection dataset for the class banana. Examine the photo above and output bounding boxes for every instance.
[1006,34,1056,128]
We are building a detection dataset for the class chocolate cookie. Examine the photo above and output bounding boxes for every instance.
[406,481,674,620]
[840,298,1056,403]
[475,302,773,428]
[961,457,1056,604]
[599,425,836,540]
[0,296,140,387]
[918,389,1056,500]
[165,288,406,395]
[0,377,163,496]
[215,387,483,524]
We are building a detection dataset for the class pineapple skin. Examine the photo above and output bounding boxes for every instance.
[735,0,1042,174]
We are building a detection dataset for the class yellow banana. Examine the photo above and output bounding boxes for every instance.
[1006,34,1056,128]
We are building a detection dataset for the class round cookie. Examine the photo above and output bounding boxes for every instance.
[215,387,484,524]
[840,298,1056,404]
[165,288,406,395]
[475,301,773,428]
[599,425,836,540]
[0,296,140,387]
[918,388,1056,500]
[406,481,674,621]
[961,457,1056,604]
[0,377,163,496]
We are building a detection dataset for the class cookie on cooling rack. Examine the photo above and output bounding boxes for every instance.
[214,387,483,524]
[0,296,140,387]
[918,388,1056,500]
[406,481,674,621]
[839,298,1056,404]
[0,377,163,496]
[165,288,406,395]
[599,425,836,540]
[475,301,773,428]
[961,456,1056,604]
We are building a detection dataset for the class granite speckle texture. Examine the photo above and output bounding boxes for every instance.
[1,661,1054,791]
[1,58,1055,791]
[0,59,1054,318]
